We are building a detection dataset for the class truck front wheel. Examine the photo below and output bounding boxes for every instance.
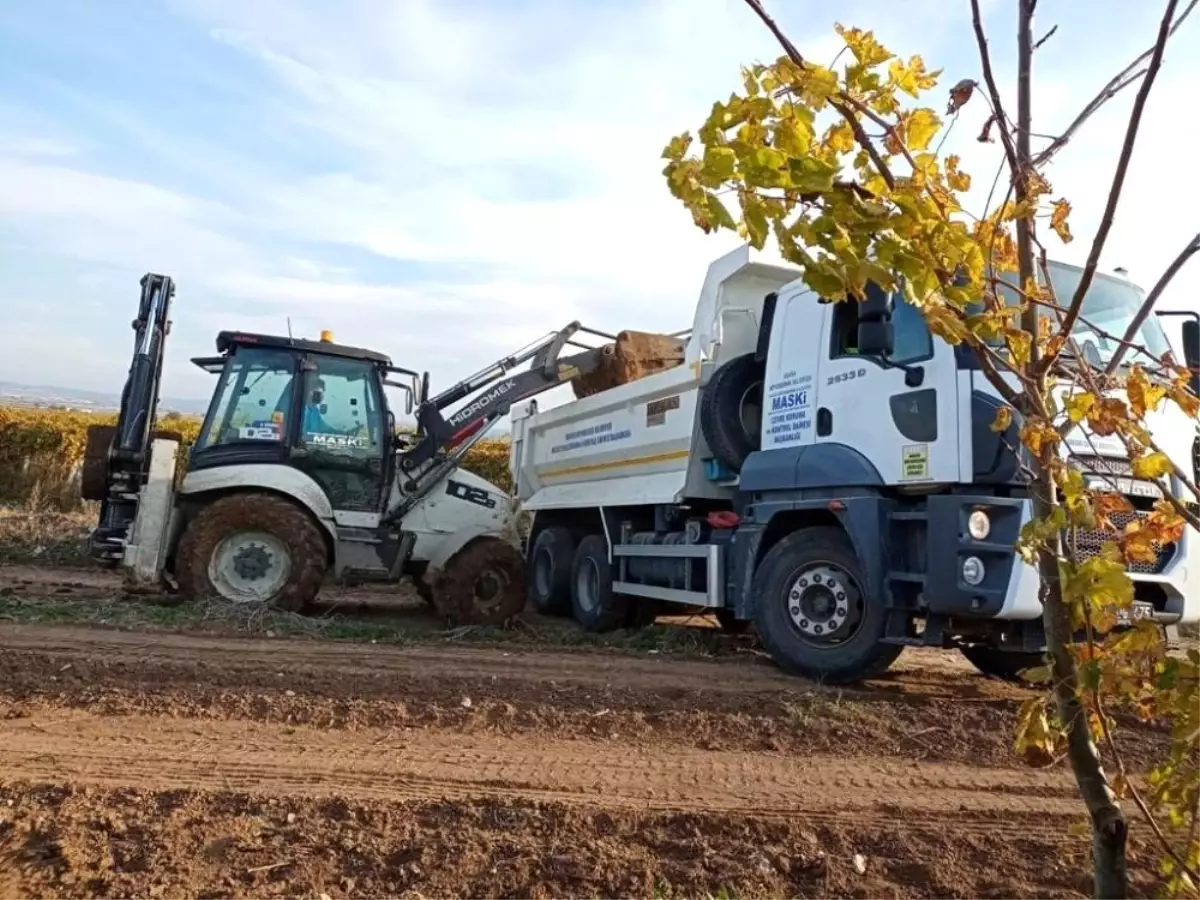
[752,526,900,683]
[570,534,629,632]
[176,492,328,612]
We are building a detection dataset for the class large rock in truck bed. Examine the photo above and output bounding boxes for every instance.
[571,330,686,399]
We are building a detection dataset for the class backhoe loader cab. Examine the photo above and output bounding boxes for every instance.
[85,273,615,624]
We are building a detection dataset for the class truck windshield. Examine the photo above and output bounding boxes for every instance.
[994,261,1172,366]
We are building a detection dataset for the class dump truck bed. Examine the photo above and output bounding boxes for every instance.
[510,245,802,512]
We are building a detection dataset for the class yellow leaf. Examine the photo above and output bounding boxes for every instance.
[1021,664,1053,685]
[945,154,971,191]
[895,108,941,152]
[1005,328,1033,366]
[1131,452,1173,479]
[824,120,857,154]
[990,405,1013,433]
[889,54,941,97]
[774,110,815,157]
[1126,365,1167,418]
[834,23,893,67]
[1049,198,1073,244]
[1066,392,1096,424]
[662,133,693,161]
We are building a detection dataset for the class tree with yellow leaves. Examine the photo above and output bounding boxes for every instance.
[662,1,1199,896]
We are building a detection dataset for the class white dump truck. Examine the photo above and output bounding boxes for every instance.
[510,244,1200,683]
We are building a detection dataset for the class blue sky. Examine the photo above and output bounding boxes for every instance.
[1,0,1197,410]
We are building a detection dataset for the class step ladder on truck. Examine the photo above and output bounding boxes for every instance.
[509,244,1200,683]
[83,272,617,624]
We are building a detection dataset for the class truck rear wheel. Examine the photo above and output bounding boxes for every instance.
[699,353,763,472]
[570,534,628,632]
[527,526,574,617]
[176,492,328,612]
[752,526,900,683]
[959,646,1044,683]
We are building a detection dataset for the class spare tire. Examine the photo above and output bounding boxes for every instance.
[699,353,764,473]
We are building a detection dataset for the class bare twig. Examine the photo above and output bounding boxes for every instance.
[1034,0,1199,164]
[1104,232,1200,375]
[1042,0,1180,376]
[1034,23,1059,50]
[969,0,1021,179]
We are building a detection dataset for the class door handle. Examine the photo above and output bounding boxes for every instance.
[817,408,832,436]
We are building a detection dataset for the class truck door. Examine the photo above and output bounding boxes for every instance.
[814,292,960,486]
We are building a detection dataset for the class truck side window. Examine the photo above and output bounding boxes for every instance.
[830,293,933,364]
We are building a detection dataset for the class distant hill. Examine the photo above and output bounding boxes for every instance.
[0,380,209,416]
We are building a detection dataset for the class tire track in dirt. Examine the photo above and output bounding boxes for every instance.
[0,708,1080,838]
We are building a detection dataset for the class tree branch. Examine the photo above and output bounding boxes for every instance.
[1034,0,1199,165]
[1103,232,1200,375]
[969,0,1021,180]
[1039,0,1180,377]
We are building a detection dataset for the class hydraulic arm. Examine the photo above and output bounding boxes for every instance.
[89,273,176,561]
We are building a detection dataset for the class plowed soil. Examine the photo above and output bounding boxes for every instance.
[0,566,1176,898]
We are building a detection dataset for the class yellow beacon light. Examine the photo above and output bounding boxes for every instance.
[319,329,334,343]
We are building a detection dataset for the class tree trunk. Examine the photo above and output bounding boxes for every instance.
[1015,3,1128,896]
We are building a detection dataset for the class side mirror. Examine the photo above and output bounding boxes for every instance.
[858,320,895,356]
[420,371,430,406]
[857,281,896,356]
[859,281,895,321]
[404,386,414,416]
[1183,319,1200,399]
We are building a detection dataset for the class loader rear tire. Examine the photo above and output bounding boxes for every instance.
[81,425,185,502]
[570,534,628,633]
[80,425,117,501]
[176,492,328,613]
[527,525,575,617]
[430,537,527,627]
[699,353,763,473]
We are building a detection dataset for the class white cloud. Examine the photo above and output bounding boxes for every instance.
[0,0,1196,407]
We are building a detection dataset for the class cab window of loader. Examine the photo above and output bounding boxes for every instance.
[197,348,297,449]
[830,293,933,364]
[300,356,383,456]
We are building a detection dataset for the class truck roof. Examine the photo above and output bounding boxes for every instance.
[213,330,393,366]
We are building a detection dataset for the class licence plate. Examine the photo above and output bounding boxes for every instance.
[1115,602,1154,626]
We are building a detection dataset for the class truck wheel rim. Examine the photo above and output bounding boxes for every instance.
[739,381,763,440]
[208,531,292,604]
[472,567,508,613]
[576,558,600,612]
[785,563,863,644]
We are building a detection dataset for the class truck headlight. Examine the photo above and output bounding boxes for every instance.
[962,556,986,586]
[967,509,991,541]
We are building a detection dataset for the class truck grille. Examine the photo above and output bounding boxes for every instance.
[1067,510,1176,575]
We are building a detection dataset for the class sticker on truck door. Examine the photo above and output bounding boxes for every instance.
[763,371,813,449]
[900,444,930,481]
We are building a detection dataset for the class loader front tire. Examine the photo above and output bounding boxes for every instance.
[430,537,527,627]
[176,492,328,613]
[527,525,575,617]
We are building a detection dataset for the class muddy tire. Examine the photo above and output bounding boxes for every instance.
[699,353,763,473]
[752,526,900,684]
[959,646,1044,683]
[80,425,117,501]
[175,492,328,612]
[412,576,436,610]
[527,525,575,617]
[570,534,628,633]
[430,537,527,626]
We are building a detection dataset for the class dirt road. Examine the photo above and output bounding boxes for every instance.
[0,582,1174,898]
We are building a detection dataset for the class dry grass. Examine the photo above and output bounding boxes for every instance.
[0,499,93,566]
